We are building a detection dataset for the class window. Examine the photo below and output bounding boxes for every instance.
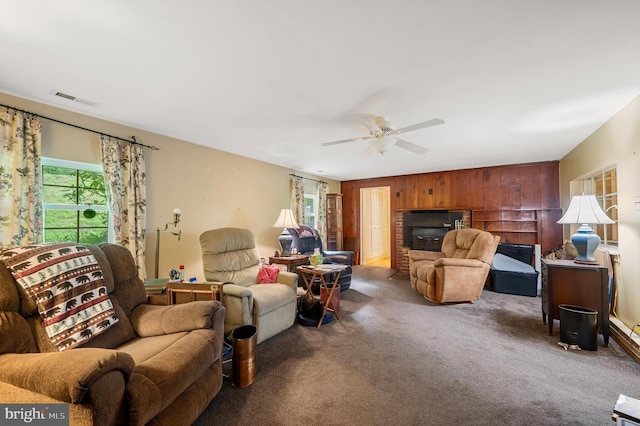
[575,166,618,246]
[42,158,111,244]
[303,194,318,228]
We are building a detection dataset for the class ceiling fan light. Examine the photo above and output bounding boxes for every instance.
[370,137,395,154]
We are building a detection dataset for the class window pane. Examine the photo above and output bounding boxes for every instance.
[44,229,77,243]
[78,170,107,205]
[43,186,78,204]
[604,169,617,194]
[79,228,109,244]
[594,175,603,195]
[44,209,77,228]
[78,188,107,205]
[42,165,76,186]
[79,210,108,227]
[577,167,618,246]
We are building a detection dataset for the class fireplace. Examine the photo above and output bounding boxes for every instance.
[403,210,463,252]
[412,227,447,251]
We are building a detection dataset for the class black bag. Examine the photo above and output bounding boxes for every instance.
[299,296,324,320]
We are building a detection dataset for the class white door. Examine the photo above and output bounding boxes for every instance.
[360,186,390,266]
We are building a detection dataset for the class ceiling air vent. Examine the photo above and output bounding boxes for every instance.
[50,90,100,107]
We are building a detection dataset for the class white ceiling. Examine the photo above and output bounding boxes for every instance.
[1,1,639,181]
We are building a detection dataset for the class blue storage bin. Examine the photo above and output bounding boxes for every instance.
[491,253,539,297]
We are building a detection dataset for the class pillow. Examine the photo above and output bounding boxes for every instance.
[256,265,279,284]
[0,243,118,351]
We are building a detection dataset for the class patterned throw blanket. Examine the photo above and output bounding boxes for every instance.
[0,242,117,351]
[295,225,317,238]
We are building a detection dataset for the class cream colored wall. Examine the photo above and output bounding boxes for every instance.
[560,94,640,328]
[0,92,339,281]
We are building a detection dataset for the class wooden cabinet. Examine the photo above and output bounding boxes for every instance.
[326,193,343,250]
[541,259,610,346]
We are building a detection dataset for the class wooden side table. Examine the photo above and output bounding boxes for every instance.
[541,259,610,346]
[269,255,309,272]
[145,278,169,305]
[167,282,223,304]
[297,265,344,327]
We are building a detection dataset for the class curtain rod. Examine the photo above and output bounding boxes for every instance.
[289,173,326,184]
[0,103,159,151]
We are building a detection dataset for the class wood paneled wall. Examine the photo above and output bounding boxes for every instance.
[341,161,562,268]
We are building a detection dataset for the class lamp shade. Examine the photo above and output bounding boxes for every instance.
[557,195,615,225]
[272,209,299,256]
[272,209,300,229]
[557,195,614,263]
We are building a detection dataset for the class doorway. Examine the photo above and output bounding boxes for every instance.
[360,186,391,267]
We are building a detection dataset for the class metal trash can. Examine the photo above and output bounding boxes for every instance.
[232,325,257,388]
[559,305,598,351]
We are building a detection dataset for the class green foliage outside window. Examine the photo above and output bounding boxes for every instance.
[42,164,109,244]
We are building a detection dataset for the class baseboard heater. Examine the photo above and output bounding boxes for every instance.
[610,321,640,364]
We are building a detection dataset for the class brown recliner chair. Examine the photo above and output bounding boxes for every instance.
[408,229,500,303]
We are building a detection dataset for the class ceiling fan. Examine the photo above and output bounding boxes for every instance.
[321,115,445,156]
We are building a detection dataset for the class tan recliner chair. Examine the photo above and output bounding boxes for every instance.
[200,227,298,344]
[408,229,500,303]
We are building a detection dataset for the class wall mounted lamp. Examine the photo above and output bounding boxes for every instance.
[154,208,181,278]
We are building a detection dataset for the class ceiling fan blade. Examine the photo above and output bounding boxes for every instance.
[356,114,382,134]
[321,136,372,146]
[360,145,374,157]
[390,118,445,135]
[395,138,429,155]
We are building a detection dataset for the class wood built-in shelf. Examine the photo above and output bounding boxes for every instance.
[471,209,558,246]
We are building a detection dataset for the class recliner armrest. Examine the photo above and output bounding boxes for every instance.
[409,250,444,262]
[131,301,225,337]
[0,349,134,403]
[223,283,253,298]
[434,258,485,268]
[276,270,298,291]
[323,250,354,265]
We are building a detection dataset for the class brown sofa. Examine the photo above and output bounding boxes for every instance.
[0,243,225,426]
[408,229,500,303]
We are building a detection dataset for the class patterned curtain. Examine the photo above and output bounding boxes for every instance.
[100,136,147,281]
[317,181,328,248]
[0,109,42,247]
[291,175,304,225]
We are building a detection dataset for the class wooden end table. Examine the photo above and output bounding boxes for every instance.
[541,259,610,346]
[269,255,309,272]
[166,282,223,305]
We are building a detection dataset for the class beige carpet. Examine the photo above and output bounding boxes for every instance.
[194,265,640,425]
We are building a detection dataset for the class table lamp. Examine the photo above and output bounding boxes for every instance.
[154,208,182,278]
[557,195,615,264]
[272,208,299,255]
